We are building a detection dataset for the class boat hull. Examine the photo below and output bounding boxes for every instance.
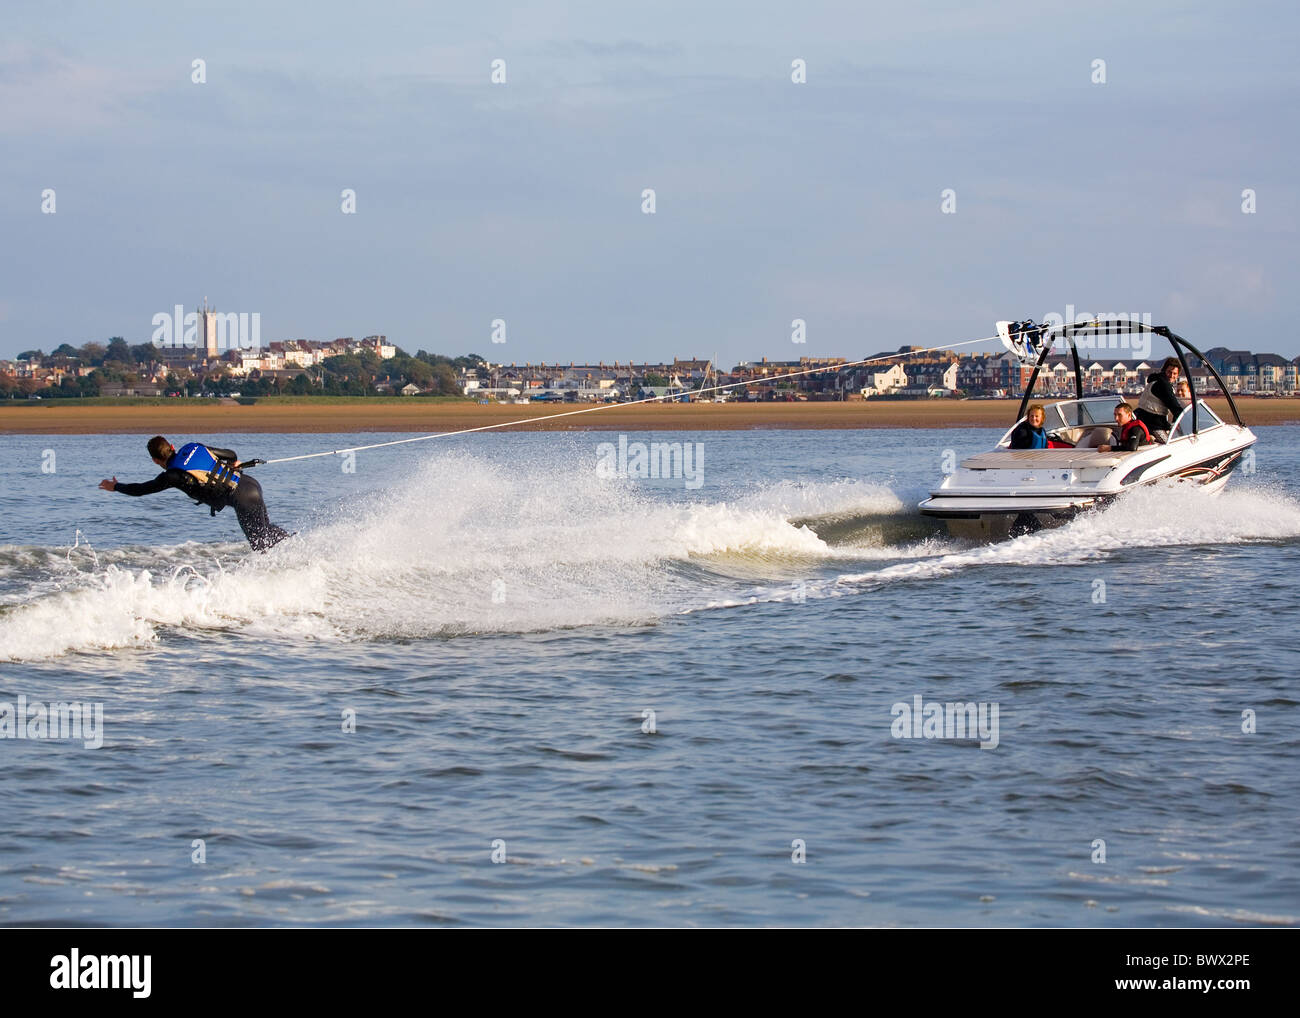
[919,439,1253,539]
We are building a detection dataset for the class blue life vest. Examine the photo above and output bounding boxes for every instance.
[1026,426,1047,449]
[167,442,241,496]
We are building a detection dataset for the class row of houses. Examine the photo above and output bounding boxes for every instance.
[0,359,98,387]
[1015,347,1299,397]
[841,346,1300,398]
[457,344,1300,402]
[159,335,396,376]
[466,353,995,401]
[1202,348,1297,392]
[466,357,719,400]
[0,335,396,392]
[463,356,860,401]
[8,341,1300,399]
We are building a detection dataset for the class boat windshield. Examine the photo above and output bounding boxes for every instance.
[1045,397,1124,430]
[1170,400,1224,439]
[998,396,1124,448]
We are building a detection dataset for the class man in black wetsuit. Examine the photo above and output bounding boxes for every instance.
[1135,358,1186,439]
[99,435,291,551]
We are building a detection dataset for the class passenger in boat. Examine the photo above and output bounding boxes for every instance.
[1098,403,1152,453]
[1009,404,1048,449]
[1135,358,1186,439]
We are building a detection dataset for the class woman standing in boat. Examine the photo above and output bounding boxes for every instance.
[1136,358,1186,438]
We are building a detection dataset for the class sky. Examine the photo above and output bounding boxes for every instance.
[1,0,1297,365]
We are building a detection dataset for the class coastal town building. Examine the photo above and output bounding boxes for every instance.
[6,330,1300,401]
[860,363,908,396]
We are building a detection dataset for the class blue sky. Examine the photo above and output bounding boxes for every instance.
[1,0,1296,363]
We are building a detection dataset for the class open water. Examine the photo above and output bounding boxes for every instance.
[1,426,1297,926]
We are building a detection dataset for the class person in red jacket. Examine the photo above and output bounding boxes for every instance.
[1098,403,1152,453]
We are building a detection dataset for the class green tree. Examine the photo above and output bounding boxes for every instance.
[429,363,459,394]
[106,337,131,363]
[321,353,377,394]
[401,358,435,388]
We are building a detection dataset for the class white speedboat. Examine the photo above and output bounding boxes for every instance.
[919,319,1257,539]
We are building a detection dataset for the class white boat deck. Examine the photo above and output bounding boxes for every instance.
[961,449,1129,469]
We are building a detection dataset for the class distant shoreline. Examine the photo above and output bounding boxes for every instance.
[3,397,1298,435]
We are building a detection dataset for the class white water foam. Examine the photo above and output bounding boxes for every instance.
[696,482,1300,611]
[732,477,907,519]
[0,455,904,661]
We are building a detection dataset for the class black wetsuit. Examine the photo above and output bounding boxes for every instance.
[1136,373,1184,437]
[113,447,291,551]
[1108,419,1152,453]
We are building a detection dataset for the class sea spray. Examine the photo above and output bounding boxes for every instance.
[696,480,1300,612]
[0,454,903,660]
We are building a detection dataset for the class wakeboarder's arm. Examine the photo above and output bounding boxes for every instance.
[104,471,174,496]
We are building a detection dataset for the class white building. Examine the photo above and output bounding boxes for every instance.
[862,362,907,396]
[362,335,396,359]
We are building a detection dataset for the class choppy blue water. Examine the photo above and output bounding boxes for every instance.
[1,426,1298,927]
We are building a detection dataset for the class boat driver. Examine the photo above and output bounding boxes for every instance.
[1098,402,1152,453]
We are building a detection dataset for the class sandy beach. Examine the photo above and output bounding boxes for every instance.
[2,396,1298,435]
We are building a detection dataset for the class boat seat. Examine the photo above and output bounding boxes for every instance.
[1050,423,1117,447]
[1070,425,1115,449]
